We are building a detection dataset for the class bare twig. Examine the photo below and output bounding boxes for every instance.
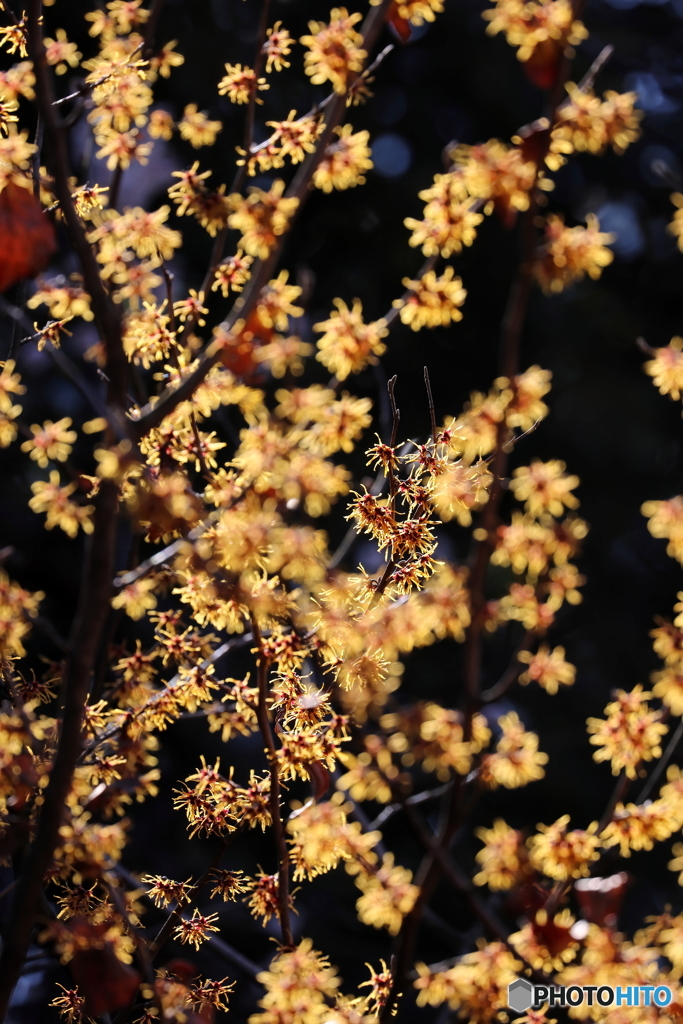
[424,366,437,444]
[481,630,534,703]
[577,44,614,93]
[638,718,683,803]
[250,614,293,947]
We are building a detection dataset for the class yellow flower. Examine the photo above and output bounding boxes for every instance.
[518,644,575,694]
[406,171,483,257]
[95,127,153,171]
[528,814,600,880]
[394,266,467,330]
[178,104,222,148]
[264,22,293,72]
[21,417,76,468]
[227,180,299,260]
[111,576,158,620]
[600,798,683,857]
[644,336,683,400]
[313,124,373,192]
[482,0,587,63]
[217,63,268,104]
[509,913,579,973]
[254,939,340,1019]
[396,0,445,26]
[354,853,418,934]
[534,214,614,294]
[148,108,175,140]
[430,459,493,526]
[549,84,641,167]
[314,297,388,380]
[452,138,538,218]
[0,404,21,447]
[0,359,25,413]
[28,277,94,323]
[149,40,184,79]
[480,711,548,789]
[107,0,151,33]
[172,908,220,950]
[510,459,579,517]
[506,364,552,429]
[43,29,81,75]
[642,496,683,564]
[587,685,668,778]
[414,942,521,1021]
[652,664,683,715]
[212,251,253,296]
[474,819,526,890]
[301,8,367,95]
[29,471,94,538]
[0,62,35,104]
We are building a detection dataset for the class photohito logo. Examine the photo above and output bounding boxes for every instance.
[507,979,672,1013]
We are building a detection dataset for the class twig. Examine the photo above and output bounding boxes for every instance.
[424,366,437,444]
[577,44,614,93]
[370,376,401,604]
[596,770,631,836]
[480,630,534,703]
[638,720,683,802]
[231,0,271,198]
[250,614,293,947]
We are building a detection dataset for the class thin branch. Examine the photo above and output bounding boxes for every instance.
[480,630,534,703]
[577,44,614,93]
[250,614,293,947]
[424,366,437,444]
[371,375,400,603]
[637,718,683,803]
[231,0,271,197]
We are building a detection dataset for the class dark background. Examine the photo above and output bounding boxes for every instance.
[3,0,683,1018]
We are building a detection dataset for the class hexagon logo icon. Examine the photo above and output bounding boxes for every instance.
[508,978,534,1012]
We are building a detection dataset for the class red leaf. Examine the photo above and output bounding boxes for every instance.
[574,872,629,928]
[389,12,412,42]
[0,182,56,293]
[67,920,141,1018]
[523,40,563,90]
